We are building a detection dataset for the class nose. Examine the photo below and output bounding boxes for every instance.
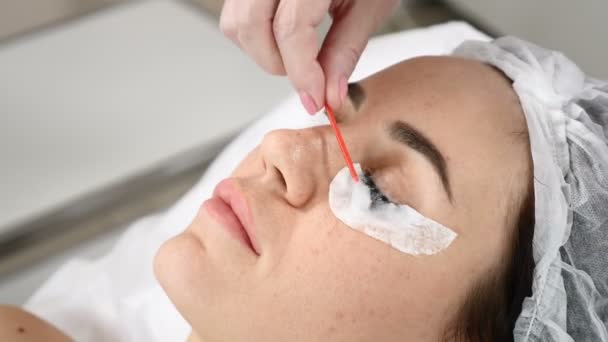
[260,127,343,207]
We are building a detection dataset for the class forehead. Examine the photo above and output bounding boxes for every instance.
[358,56,529,226]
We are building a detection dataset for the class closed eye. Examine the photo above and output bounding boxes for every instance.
[361,171,395,208]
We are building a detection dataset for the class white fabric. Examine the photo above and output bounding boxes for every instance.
[454,37,608,342]
[25,21,490,341]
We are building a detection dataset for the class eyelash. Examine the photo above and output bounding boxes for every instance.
[361,170,395,207]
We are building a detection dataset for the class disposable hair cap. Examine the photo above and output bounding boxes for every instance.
[453,37,608,341]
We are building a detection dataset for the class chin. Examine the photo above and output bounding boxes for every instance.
[154,233,203,303]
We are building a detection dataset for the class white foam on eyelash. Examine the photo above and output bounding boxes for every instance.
[329,164,457,255]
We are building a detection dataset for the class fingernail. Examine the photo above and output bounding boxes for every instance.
[299,91,319,115]
[338,75,348,108]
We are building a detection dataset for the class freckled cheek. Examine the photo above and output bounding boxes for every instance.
[266,204,404,285]
[412,242,480,306]
[286,217,348,268]
[270,210,360,283]
[276,228,398,301]
[291,218,396,288]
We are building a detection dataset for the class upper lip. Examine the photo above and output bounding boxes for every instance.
[213,178,260,255]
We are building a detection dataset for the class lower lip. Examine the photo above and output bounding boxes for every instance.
[202,197,255,253]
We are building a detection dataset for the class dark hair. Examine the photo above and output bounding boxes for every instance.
[443,170,536,341]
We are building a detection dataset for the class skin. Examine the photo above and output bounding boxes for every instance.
[0,306,71,341]
[219,0,399,113]
[155,56,531,341]
[0,56,530,341]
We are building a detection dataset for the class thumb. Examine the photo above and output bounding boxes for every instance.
[319,0,398,109]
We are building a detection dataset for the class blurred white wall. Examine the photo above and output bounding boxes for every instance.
[0,1,291,233]
[0,0,120,41]
[445,0,607,79]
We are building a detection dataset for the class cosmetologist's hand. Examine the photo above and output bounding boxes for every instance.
[219,0,399,114]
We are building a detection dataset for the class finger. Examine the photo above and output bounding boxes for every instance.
[219,0,241,47]
[273,0,330,114]
[237,0,286,75]
[319,0,399,109]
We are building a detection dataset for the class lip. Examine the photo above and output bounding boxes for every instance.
[203,178,260,255]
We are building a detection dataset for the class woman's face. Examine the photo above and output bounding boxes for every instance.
[155,56,530,341]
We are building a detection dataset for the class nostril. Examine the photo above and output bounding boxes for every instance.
[260,128,319,207]
[273,165,287,191]
[262,153,287,191]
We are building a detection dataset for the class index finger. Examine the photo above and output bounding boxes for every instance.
[273,0,329,113]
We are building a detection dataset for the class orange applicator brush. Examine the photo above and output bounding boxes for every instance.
[325,103,359,182]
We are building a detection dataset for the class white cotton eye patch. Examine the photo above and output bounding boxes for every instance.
[328,164,457,255]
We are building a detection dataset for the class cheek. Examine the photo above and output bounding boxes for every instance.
[263,207,447,336]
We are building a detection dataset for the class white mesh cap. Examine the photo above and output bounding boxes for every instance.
[453,37,608,341]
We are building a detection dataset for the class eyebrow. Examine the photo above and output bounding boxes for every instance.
[332,83,453,202]
[388,121,453,202]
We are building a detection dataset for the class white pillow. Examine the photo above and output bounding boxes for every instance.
[25,21,490,342]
